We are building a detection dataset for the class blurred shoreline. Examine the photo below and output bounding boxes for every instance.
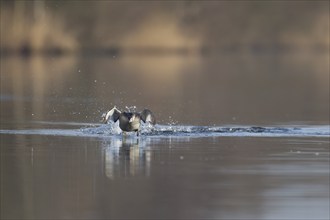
[1,44,328,58]
[1,1,328,58]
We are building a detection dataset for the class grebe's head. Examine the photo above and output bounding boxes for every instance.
[101,106,121,123]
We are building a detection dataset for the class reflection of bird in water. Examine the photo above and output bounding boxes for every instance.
[102,106,156,136]
[104,138,151,179]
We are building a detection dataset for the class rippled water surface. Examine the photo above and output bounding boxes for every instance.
[1,53,329,219]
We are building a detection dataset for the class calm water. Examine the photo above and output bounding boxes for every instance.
[1,52,329,219]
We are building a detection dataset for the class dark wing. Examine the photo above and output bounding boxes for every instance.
[111,109,121,122]
[102,107,121,123]
[140,109,156,125]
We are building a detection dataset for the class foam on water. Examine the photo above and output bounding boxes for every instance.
[0,121,329,138]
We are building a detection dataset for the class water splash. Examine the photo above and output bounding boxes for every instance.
[125,106,137,112]
[1,122,328,138]
[82,121,122,135]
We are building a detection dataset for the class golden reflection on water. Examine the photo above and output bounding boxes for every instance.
[119,55,201,94]
[1,56,77,122]
[1,51,329,125]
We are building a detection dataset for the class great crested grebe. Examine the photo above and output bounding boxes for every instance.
[102,106,156,136]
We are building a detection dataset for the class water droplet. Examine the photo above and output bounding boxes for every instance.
[180,156,184,160]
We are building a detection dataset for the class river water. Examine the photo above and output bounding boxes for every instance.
[1,52,329,219]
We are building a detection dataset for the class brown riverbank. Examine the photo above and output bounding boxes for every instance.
[1,1,328,57]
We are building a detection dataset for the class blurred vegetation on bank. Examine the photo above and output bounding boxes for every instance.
[0,0,329,56]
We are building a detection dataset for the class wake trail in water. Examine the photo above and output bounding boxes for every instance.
[0,121,329,138]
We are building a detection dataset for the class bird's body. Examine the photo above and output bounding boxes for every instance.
[102,107,156,135]
[118,112,141,132]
